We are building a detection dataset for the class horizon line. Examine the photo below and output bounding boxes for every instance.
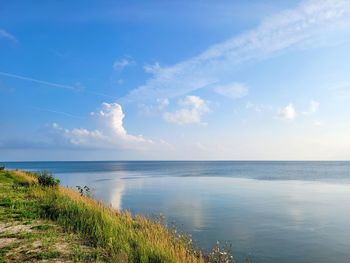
[2,160,350,162]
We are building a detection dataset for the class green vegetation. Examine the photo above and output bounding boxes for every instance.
[0,169,236,262]
[35,171,60,187]
[0,170,102,262]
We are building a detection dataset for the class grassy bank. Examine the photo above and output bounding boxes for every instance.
[0,170,103,262]
[0,170,234,262]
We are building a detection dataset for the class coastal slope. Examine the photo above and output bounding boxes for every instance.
[0,170,207,263]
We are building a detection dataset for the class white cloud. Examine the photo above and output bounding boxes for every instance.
[157,98,169,110]
[144,62,161,74]
[113,58,134,71]
[51,123,105,147]
[277,100,319,121]
[123,0,350,103]
[278,103,297,120]
[51,102,152,149]
[0,29,17,43]
[137,98,169,116]
[163,95,210,125]
[215,83,248,99]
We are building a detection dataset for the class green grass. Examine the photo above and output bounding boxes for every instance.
[0,170,103,262]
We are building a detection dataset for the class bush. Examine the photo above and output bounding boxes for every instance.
[36,171,60,187]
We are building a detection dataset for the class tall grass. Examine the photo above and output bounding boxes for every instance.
[12,171,205,263]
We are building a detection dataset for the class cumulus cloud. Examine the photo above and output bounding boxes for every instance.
[277,100,319,120]
[278,103,297,120]
[215,83,248,99]
[0,29,17,43]
[163,95,210,125]
[51,123,105,147]
[123,0,350,103]
[51,102,152,149]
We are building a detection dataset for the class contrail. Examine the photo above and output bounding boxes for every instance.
[29,106,85,119]
[0,71,117,99]
[0,71,75,90]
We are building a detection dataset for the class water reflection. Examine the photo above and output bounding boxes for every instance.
[161,194,205,230]
[107,179,124,210]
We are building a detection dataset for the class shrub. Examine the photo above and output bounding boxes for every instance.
[36,171,60,187]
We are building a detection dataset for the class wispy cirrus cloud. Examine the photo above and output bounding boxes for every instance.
[0,29,17,43]
[215,82,248,99]
[123,0,350,103]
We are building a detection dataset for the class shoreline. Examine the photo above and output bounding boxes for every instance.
[0,169,233,263]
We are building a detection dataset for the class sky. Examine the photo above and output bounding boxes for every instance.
[1,0,350,161]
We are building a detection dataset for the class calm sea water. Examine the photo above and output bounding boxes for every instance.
[4,161,350,262]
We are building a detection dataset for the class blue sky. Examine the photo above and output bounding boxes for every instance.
[1,0,350,161]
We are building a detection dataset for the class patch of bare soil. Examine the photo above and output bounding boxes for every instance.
[0,238,18,249]
[0,221,99,262]
[0,222,33,235]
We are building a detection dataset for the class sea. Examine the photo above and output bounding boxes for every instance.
[3,161,350,263]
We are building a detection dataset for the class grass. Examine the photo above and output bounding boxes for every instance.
[0,170,103,262]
